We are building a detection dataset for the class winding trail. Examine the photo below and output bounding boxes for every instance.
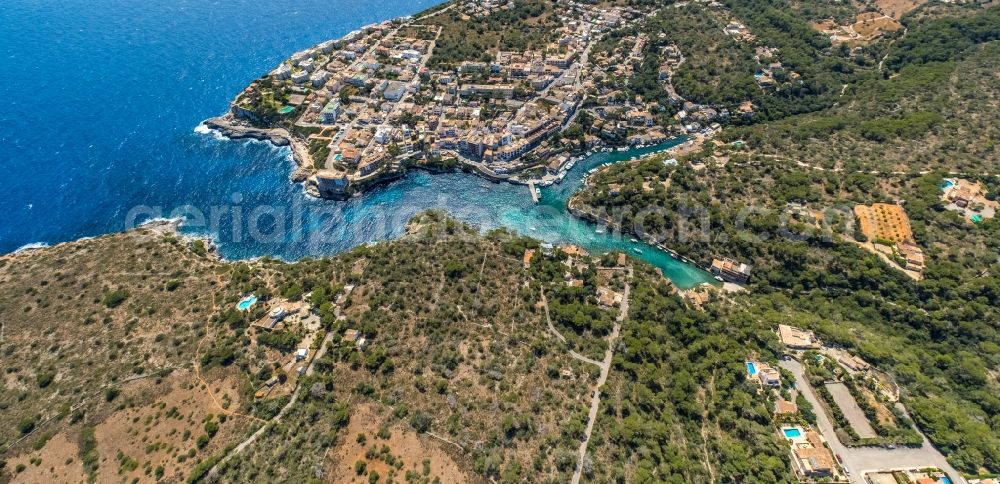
[205,330,335,480]
[539,287,604,367]
[570,266,632,484]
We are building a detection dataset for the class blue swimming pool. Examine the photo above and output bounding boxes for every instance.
[746,361,757,376]
[237,295,257,311]
[783,428,802,438]
[941,179,956,190]
[939,477,952,484]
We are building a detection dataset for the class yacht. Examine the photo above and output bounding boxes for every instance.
[632,247,642,254]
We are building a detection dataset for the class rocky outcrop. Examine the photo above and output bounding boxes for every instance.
[203,115,317,189]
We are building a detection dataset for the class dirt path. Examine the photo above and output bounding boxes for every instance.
[539,287,606,366]
[698,373,718,482]
[205,329,333,479]
[570,266,632,484]
[193,336,266,424]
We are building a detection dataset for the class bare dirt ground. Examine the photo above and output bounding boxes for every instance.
[852,13,903,37]
[875,0,927,19]
[7,370,245,483]
[8,432,85,483]
[92,371,245,482]
[861,388,897,428]
[324,403,470,483]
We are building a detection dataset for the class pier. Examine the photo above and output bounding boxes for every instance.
[528,181,539,203]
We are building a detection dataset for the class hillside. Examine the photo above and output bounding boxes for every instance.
[571,4,1000,476]
[0,213,799,482]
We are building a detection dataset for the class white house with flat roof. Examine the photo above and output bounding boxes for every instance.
[320,100,341,124]
[383,80,407,101]
[272,63,291,80]
[291,70,310,84]
[310,70,330,88]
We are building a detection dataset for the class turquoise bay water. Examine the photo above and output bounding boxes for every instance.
[1,0,715,288]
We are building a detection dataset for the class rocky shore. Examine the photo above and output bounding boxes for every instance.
[203,115,313,183]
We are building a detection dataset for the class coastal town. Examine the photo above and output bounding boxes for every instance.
[4,0,1000,480]
[210,0,749,199]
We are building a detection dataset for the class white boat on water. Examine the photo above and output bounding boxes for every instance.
[632,247,642,254]
[595,228,605,234]
[616,147,628,152]
[630,238,638,243]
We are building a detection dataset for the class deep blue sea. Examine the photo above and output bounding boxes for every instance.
[0,0,716,288]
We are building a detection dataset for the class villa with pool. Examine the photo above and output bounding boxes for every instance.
[781,425,838,479]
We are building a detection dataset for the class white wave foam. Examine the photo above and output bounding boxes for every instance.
[137,216,185,229]
[193,123,226,141]
[13,242,50,253]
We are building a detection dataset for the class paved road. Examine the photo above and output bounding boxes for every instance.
[780,359,965,483]
[571,267,632,484]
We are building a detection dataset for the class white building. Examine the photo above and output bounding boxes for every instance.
[374,127,394,144]
[383,80,407,101]
[310,70,330,88]
[271,63,291,80]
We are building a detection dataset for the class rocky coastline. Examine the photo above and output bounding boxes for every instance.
[2,218,219,262]
[203,115,313,183]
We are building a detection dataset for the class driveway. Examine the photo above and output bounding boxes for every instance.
[779,359,966,483]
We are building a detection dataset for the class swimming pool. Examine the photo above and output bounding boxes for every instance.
[939,477,952,484]
[237,295,257,311]
[941,179,956,190]
[971,214,983,223]
[782,428,802,438]
[746,361,757,376]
